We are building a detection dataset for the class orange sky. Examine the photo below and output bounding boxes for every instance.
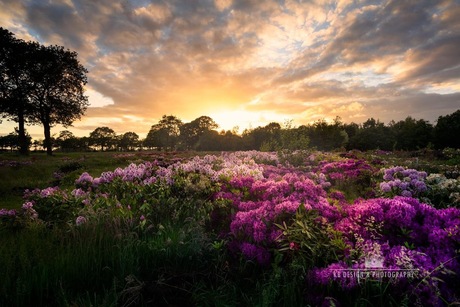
[1,0,459,139]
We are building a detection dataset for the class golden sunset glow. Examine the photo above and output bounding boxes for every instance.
[1,0,459,139]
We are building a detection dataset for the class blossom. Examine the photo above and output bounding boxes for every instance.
[75,216,87,226]
[380,167,429,197]
[380,182,391,193]
[0,209,17,217]
[21,202,34,210]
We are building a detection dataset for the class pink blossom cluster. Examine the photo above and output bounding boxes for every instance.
[167,152,269,182]
[73,152,271,189]
[0,208,17,217]
[216,172,340,265]
[23,186,66,199]
[318,159,373,182]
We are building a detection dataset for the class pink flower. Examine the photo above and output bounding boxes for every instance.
[76,216,87,226]
[289,242,299,250]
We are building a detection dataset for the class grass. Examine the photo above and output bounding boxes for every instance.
[0,215,223,306]
[0,150,200,209]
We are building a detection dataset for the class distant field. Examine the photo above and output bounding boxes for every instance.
[0,150,199,209]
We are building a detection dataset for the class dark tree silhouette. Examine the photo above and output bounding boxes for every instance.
[0,28,33,154]
[89,127,117,151]
[390,117,433,150]
[434,110,460,149]
[145,115,183,151]
[27,43,88,155]
[0,28,88,155]
[180,115,218,150]
[119,132,139,151]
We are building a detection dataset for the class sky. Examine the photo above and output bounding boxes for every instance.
[1,0,459,139]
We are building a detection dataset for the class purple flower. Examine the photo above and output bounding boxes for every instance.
[22,202,34,210]
[401,190,412,197]
[75,216,87,226]
[0,208,17,217]
[380,182,392,193]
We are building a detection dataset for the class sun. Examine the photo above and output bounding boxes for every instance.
[208,109,284,133]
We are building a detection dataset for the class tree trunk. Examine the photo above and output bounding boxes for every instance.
[17,109,29,155]
[43,120,53,156]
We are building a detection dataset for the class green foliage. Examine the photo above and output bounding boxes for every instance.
[57,160,83,174]
[277,149,310,167]
[25,187,82,227]
[434,110,460,149]
[390,116,434,150]
[1,150,459,306]
[276,205,346,268]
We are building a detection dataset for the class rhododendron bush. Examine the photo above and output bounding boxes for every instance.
[1,150,459,305]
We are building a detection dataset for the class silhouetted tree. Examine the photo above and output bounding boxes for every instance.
[307,117,348,150]
[434,109,460,149]
[145,115,183,151]
[244,122,282,150]
[348,118,394,151]
[196,130,221,151]
[219,130,243,151]
[343,122,359,147]
[0,28,33,154]
[89,127,117,151]
[56,130,82,152]
[0,129,31,151]
[119,131,139,151]
[0,28,88,156]
[27,43,88,155]
[180,115,218,150]
[390,117,433,150]
[280,125,310,150]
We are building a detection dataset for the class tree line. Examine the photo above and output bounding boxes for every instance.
[3,109,459,153]
[2,27,459,154]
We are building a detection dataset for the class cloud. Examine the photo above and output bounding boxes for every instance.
[0,0,459,138]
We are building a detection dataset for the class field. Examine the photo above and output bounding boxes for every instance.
[1,149,459,306]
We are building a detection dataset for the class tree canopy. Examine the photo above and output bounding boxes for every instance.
[0,27,88,155]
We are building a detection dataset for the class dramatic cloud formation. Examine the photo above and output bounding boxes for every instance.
[1,0,459,138]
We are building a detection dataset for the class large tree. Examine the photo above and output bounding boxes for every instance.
[434,109,460,149]
[180,115,218,150]
[1,28,89,155]
[119,131,139,151]
[390,117,433,150]
[145,115,183,151]
[89,127,117,151]
[27,43,88,155]
[0,27,33,154]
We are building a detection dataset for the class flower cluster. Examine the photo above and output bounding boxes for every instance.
[379,166,428,197]
[319,159,373,182]
[216,172,339,265]
[0,202,38,230]
[314,196,460,304]
[424,173,460,208]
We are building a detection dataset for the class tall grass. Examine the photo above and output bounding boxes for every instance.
[0,218,130,306]
[0,212,232,306]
